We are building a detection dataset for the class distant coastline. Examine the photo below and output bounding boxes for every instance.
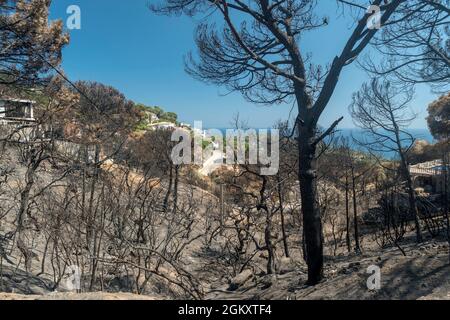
[209,127,434,143]
[335,128,434,143]
[332,128,434,159]
[208,127,434,160]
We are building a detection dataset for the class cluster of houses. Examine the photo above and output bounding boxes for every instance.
[138,107,192,131]
[147,121,193,132]
[0,97,193,132]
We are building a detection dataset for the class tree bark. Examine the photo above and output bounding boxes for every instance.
[397,148,422,243]
[298,128,323,285]
[351,167,361,253]
[88,145,100,291]
[163,165,173,212]
[442,153,449,263]
[404,165,423,243]
[345,174,351,253]
[392,119,423,243]
[173,165,179,214]
[277,175,290,258]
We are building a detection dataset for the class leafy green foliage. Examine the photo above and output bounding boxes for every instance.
[133,103,178,131]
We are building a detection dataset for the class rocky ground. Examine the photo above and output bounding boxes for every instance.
[1,145,449,300]
[207,237,450,300]
[1,236,449,300]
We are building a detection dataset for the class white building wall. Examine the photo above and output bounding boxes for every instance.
[0,101,5,118]
[28,103,34,119]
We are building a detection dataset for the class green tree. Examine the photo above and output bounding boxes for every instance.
[162,111,178,123]
[427,93,450,142]
[0,0,69,87]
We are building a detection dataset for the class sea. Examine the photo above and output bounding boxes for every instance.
[331,128,434,159]
[209,127,434,160]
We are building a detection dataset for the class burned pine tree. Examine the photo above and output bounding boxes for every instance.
[349,79,423,243]
[364,1,449,93]
[150,0,446,284]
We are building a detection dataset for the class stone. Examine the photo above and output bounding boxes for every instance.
[227,269,253,291]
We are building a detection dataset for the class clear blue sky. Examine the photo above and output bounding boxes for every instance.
[49,0,438,129]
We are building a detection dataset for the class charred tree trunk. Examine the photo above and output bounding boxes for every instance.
[17,165,37,232]
[173,165,179,214]
[259,176,274,275]
[405,166,422,243]
[298,127,323,285]
[16,147,47,273]
[345,174,351,253]
[398,149,422,243]
[351,167,361,253]
[88,145,100,291]
[17,147,46,232]
[163,165,173,212]
[277,175,290,258]
[264,211,274,275]
[442,153,449,263]
[392,114,422,243]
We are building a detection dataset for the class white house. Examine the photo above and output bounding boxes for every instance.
[180,122,192,129]
[0,98,35,122]
[410,159,449,194]
[0,98,37,142]
[148,121,177,131]
[149,112,159,123]
[193,127,206,139]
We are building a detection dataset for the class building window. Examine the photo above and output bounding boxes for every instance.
[4,101,32,119]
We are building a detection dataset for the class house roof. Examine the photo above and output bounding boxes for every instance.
[409,160,447,176]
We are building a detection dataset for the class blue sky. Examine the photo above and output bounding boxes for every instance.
[49,0,438,129]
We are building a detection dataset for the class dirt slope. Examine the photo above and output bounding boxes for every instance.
[206,238,450,300]
[0,238,449,300]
